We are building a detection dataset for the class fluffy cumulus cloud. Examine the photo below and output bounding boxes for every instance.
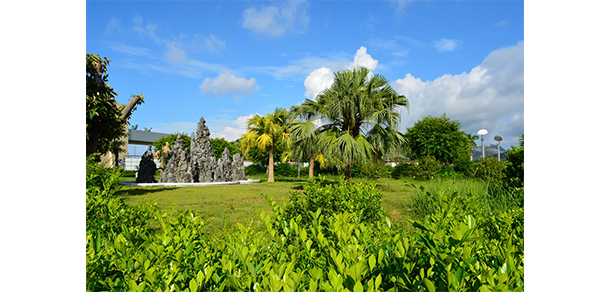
[199,72,260,97]
[210,114,258,141]
[393,42,524,147]
[303,46,379,99]
[242,0,309,37]
[434,38,462,53]
[304,67,334,99]
[349,46,379,71]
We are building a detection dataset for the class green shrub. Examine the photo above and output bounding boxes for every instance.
[121,170,138,177]
[504,145,524,188]
[362,163,393,179]
[391,162,413,179]
[274,163,298,177]
[87,159,524,292]
[411,156,443,180]
[282,177,386,226]
[470,158,506,182]
[245,163,266,175]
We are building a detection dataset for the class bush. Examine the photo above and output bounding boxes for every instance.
[282,177,386,226]
[273,163,298,177]
[411,156,443,180]
[245,163,266,175]
[470,158,506,182]
[362,163,393,179]
[121,170,138,177]
[87,155,524,292]
[504,145,524,188]
[391,162,413,179]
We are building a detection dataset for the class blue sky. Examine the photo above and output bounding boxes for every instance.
[86,0,524,155]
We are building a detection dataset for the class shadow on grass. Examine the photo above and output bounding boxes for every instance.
[117,187,178,197]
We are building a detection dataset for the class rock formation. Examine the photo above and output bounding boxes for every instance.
[136,146,157,183]
[156,116,246,183]
[231,153,247,181]
[217,147,233,182]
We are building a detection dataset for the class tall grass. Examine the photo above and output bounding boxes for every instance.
[411,178,523,217]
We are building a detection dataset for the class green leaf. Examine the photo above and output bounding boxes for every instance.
[422,278,436,292]
[368,255,376,270]
[375,274,382,289]
[353,281,363,292]
[189,278,198,292]
[197,270,204,284]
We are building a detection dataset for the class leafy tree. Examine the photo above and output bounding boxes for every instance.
[240,108,291,183]
[404,114,476,165]
[86,53,144,157]
[291,67,408,180]
[210,138,240,160]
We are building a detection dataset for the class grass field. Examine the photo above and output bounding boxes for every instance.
[118,173,487,232]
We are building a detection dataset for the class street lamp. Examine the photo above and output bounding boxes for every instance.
[477,129,488,160]
[494,135,503,162]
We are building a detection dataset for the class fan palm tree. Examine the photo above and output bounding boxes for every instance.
[240,108,291,183]
[286,119,328,179]
[292,67,408,180]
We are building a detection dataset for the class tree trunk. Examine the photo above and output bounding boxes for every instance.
[309,156,315,178]
[268,145,275,183]
[344,162,352,183]
[120,94,143,121]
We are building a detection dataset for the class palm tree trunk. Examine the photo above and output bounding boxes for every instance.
[309,156,315,178]
[344,162,352,182]
[268,145,275,182]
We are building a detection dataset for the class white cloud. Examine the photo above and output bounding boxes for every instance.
[393,42,524,147]
[349,46,378,71]
[199,72,260,97]
[242,0,309,37]
[304,67,334,99]
[434,38,462,53]
[303,46,380,99]
[390,0,413,15]
[210,113,258,141]
[165,42,187,63]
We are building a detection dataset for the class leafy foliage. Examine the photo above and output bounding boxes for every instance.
[86,53,144,157]
[470,158,506,183]
[153,133,192,154]
[504,134,524,188]
[282,177,386,226]
[211,138,241,160]
[87,158,524,292]
[405,114,476,165]
[245,164,267,175]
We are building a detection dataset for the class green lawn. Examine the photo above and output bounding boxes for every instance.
[118,173,486,232]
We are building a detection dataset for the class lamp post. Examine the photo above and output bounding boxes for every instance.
[477,129,488,160]
[494,135,503,162]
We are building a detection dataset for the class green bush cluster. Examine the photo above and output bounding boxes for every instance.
[390,157,444,180]
[470,159,506,183]
[87,155,524,292]
[245,164,267,175]
[282,177,385,227]
[352,163,393,179]
[121,170,138,177]
[504,145,524,188]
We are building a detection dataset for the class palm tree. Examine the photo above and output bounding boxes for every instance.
[292,67,408,180]
[240,108,291,183]
[287,119,327,179]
